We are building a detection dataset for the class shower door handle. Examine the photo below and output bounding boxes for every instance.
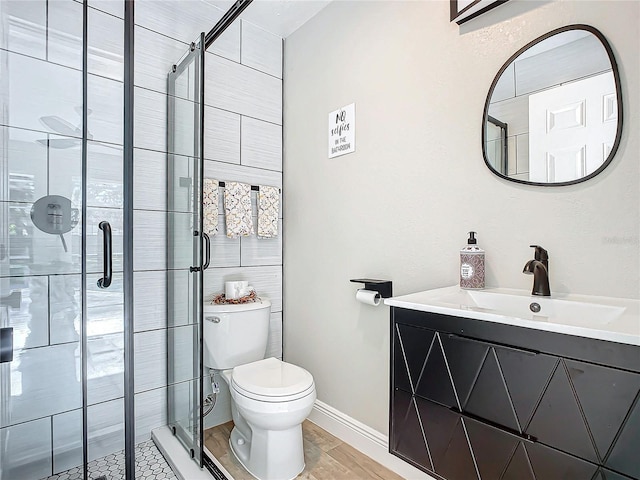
[202,232,211,271]
[0,327,13,363]
[97,221,112,289]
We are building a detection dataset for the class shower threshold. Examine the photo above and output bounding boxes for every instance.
[152,426,230,480]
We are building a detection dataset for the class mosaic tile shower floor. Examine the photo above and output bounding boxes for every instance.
[45,440,177,480]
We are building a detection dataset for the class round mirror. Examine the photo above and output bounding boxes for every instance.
[482,25,623,186]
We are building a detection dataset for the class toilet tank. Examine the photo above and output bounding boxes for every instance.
[203,298,271,370]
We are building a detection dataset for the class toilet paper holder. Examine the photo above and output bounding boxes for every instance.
[349,279,393,298]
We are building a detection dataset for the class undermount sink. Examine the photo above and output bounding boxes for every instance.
[384,286,640,346]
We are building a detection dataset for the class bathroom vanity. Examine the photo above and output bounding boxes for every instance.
[385,287,640,480]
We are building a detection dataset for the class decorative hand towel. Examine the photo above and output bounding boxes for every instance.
[203,178,219,236]
[224,181,254,238]
[257,185,280,238]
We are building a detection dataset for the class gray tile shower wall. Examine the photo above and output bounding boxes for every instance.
[131,0,241,451]
[201,20,284,429]
[130,4,284,433]
[203,22,283,328]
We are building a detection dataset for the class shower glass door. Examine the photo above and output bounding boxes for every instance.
[0,1,128,478]
[166,33,205,465]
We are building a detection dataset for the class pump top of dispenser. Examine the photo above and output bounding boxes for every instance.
[467,232,477,245]
[462,232,483,253]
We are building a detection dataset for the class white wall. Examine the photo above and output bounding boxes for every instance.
[283,0,639,435]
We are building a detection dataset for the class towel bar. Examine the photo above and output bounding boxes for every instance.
[218,181,280,193]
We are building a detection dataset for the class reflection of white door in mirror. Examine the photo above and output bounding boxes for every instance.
[529,72,617,183]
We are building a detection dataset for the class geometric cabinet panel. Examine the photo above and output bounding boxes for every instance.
[391,389,432,471]
[436,417,479,480]
[527,361,600,463]
[393,324,413,393]
[441,334,489,408]
[394,324,435,393]
[565,359,640,462]
[601,470,637,480]
[503,443,535,480]
[463,344,557,435]
[415,333,457,408]
[465,348,520,432]
[496,348,557,430]
[528,358,640,469]
[391,311,640,480]
[605,398,640,479]
[417,398,479,480]
[526,440,599,479]
[465,418,518,480]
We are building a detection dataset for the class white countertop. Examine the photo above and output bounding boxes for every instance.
[384,286,640,346]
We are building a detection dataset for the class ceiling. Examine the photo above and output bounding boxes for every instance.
[205,0,333,38]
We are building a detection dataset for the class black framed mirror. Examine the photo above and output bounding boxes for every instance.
[482,25,623,186]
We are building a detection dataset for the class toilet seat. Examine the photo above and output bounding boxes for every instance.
[231,357,315,402]
[232,381,315,403]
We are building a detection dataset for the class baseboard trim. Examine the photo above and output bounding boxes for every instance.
[308,400,435,480]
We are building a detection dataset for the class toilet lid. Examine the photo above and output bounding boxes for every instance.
[232,357,314,398]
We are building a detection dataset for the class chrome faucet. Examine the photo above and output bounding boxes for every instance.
[523,245,550,296]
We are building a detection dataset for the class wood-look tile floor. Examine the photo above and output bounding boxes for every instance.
[204,421,404,480]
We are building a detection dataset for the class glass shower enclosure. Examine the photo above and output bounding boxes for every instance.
[164,1,253,474]
[0,1,135,478]
[166,33,206,466]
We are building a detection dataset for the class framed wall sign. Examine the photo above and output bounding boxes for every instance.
[328,103,355,158]
[450,0,509,24]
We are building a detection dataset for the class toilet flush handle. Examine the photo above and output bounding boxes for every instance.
[206,316,220,323]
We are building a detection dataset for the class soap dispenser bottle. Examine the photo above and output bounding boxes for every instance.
[460,231,485,289]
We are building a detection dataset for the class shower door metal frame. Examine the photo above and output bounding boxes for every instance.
[123,0,137,478]
[164,0,253,473]
[80,0,136,478]
[80,1,89,475]
[166,32,206,467]
[196,31,206,468]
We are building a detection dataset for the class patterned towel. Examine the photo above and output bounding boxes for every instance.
[203,178,219,236]
[258,185,279,238]
[224,181,254,238]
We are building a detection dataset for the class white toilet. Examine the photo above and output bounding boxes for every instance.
[204,298,316,480]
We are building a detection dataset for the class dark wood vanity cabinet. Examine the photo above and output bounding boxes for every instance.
[389,308,640,480]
